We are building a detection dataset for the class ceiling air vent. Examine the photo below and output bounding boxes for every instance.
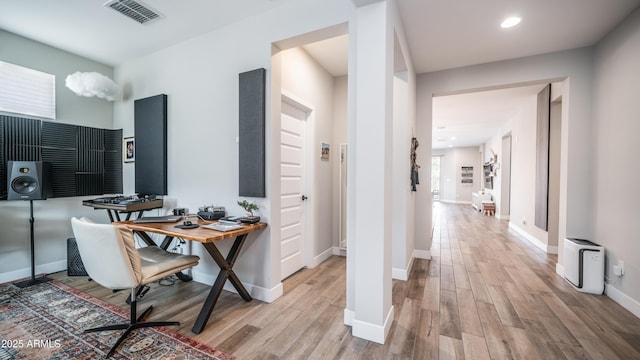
[104,0,162,25]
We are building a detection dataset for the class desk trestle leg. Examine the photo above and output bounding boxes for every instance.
[192,234,252,334]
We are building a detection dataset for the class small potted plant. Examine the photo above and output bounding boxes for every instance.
[237,200,260,223]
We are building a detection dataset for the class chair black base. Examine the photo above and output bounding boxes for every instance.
[13,276,51,288]
[84,298,179,358]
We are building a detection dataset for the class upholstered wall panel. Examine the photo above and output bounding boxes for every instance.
[42,121,77,198]
[134,94,167,196]
[238,68,266,197]
[104,129,123,195]
[535,84,551,230]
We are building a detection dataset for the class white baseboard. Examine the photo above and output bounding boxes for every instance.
[391,264,403,281]
[392,254,415,281]
[0,260,67,284]
[556,263,565,277]
[344,308,354,326]
[192,271,283,303]
[413,249,431,260]
[605,283,640,319]
[332,247,346,256]
[352,305,394,344]
[508,223,556,254]
[313,247,334,267]
[440,200,471,205]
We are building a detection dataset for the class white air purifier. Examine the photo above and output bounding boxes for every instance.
[564,238,604,294]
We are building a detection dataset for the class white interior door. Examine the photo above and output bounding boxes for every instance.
[280,99,308,280]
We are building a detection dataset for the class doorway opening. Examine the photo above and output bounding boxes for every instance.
[431,156,441,201]
[272,23,349,281]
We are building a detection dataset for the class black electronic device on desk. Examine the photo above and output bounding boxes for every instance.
[133,215,181,224]
[219,215,261,224]
[198,205,226,220]
[175,220,199,229]
[82,195,163,222]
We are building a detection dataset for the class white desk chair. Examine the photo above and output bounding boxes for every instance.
[70,217,199,358]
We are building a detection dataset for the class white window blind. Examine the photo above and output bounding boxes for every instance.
[0,60,56,119]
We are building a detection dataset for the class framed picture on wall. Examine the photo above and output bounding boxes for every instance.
[461,166,473,184]
[124,137,135,163]
[321,142,330,160]
[484,163,493,189]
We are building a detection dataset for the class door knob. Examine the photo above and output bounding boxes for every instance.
[301,195,308,201]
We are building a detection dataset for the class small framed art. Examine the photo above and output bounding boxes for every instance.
[321,142,330,160]
[124,137,135,163]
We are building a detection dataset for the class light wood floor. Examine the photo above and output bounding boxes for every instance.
[52,202,640,359]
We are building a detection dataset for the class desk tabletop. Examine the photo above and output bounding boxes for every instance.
[115,218,267,243]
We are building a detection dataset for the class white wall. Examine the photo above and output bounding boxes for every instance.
[0,30,115,282]
[113,0,355,301]
[280,46,335,261]
[432,147,481,204]
[391,72,414,280]
[417,47,594,268]
[497,99,550,249]
[332,76,348,249]
[593,7,640,312]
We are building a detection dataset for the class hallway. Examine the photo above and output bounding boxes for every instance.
[424,202,640,359]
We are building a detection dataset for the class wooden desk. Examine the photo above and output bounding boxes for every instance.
[116,218,267,334]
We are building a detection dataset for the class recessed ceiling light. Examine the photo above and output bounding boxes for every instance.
[501,16,521,29]
[450,136,456,140]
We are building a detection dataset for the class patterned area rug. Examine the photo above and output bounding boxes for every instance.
[0,279,234,359]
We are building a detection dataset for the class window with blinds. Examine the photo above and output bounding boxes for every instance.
[0,60,56,119]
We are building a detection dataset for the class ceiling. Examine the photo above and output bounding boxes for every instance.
[432,85,547,150]
[398,0,640,74]
[1,0,638,149]
[0,0,296,67]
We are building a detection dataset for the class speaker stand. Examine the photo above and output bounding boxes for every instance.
[14,200,51,288]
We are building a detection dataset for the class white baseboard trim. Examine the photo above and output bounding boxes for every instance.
[352,306,394,344]
[556,263,565,277]
[508,223,556,254]
[0,260,67,284]
[391,268,407,281]
[605,283,640,319]
[313,247,334,267]
[392,255,415,281]
[192,271,283,303]
[497,214,510,220]
[440,200,471,205]
[332,247,346,256]
[413,249,431,260]
[344,308,354,326]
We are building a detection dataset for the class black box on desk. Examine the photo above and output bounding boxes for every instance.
[67,238,88,276]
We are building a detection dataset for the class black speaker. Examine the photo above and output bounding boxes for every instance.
[7,161,53,200]
[67,238,88,276]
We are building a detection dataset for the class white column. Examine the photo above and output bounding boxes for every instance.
[348,0,394,344]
